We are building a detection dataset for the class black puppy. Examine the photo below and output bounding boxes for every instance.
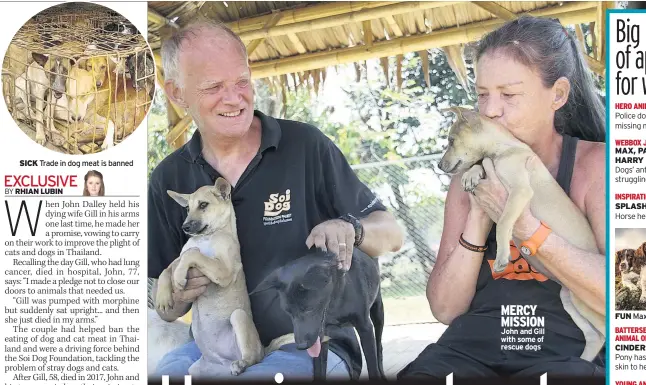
[126,51,155,99]
[251,249,385,380]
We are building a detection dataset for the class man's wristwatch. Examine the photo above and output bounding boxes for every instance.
[519,221,552,257]
[339,213,364,246]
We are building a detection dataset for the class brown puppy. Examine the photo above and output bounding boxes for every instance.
[438,106,604,362]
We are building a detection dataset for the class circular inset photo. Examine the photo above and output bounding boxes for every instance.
[2,2,155,155]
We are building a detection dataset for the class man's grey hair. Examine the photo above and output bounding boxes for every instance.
[161,17,248,87]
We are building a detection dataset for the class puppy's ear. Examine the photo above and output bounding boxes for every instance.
[32,53,48,68]
[75,58,87,70]
[167,190,190,207]
[214,177,231,201]
[250,268,284,295]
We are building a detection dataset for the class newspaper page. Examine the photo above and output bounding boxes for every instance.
[0,1,636,385]
[0,2,148,385]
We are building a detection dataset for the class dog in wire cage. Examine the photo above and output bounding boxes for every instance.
[2,2,155,154]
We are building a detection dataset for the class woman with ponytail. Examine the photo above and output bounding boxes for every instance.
[400,16,606,379]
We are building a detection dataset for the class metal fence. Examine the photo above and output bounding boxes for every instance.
[351,154,447,299]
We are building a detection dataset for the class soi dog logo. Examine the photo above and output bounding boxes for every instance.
[264,189,291,217]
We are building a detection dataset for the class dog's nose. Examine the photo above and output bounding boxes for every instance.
[182,223,192,233]
[54,92,62,99]
[437,160,446,172]
[96,81,102,87]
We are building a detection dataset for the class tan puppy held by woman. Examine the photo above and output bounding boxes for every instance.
[155,178,263,378]
[438,106,605,362]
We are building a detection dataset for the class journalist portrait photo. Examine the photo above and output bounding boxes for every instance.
[144,1,608,383]
[615,228,646,311]
[1,2,155,155]
[82,170,105,197]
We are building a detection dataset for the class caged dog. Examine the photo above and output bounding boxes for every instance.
[437,106,605,362]
[250,248,386,380]
[616,245,646,303]
[155,178,264,378]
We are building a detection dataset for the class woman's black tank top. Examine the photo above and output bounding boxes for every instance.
[436,134,597,369]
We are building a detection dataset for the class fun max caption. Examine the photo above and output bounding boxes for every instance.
[614,18,646,96]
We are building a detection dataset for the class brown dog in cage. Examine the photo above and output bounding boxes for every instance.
[12,41,110,148]
[3,4,153,153]
[46,52,152,151]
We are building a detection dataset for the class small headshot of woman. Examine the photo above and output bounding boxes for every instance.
[83,170,105,197]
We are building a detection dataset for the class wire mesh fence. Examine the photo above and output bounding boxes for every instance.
[2,2,154,154]
[351,154,447,299]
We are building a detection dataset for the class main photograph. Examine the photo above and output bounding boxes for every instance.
[145,1,608,382]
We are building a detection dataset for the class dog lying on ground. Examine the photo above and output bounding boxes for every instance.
[250,248,386,380]
[155,178,263,378]
[616,246,646,303]
[437,106,605,362]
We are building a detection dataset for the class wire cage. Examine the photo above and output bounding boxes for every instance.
[2,3,155,154]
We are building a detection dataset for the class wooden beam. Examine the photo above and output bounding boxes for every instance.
[227,2,396,34]
[287,33,307,54]
[585,55,605,76]
[148,8,178,28]
[247,11,284,56]
[574,25,586,53]
[249,5,598,79]
[363,20,373,47]
[166,114,194,147]
[598,2,613,64]
[236,2,458,42]
[385,15,404,38]
[590,21,597,60]
[472,2,518,21]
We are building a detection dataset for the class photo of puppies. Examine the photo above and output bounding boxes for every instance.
[615,228,646,311]
[2,2,155,154]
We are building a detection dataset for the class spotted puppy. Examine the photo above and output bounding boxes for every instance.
[617,245,646,303]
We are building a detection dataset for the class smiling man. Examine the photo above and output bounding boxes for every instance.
[147,19,403,380]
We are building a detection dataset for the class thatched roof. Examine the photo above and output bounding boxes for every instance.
[146,1,612,147]
[149,1,607,77]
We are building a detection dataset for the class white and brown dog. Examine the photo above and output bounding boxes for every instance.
[616,245,646,303]
[155,178,263,378]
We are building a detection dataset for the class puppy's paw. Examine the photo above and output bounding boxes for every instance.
[493,254,509,273]
[461,165,485,193]
[101,139,114,150]
[230,360,248,376]
[155,290,174,312]
[172,268,188,292]
[35,131,46,146]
